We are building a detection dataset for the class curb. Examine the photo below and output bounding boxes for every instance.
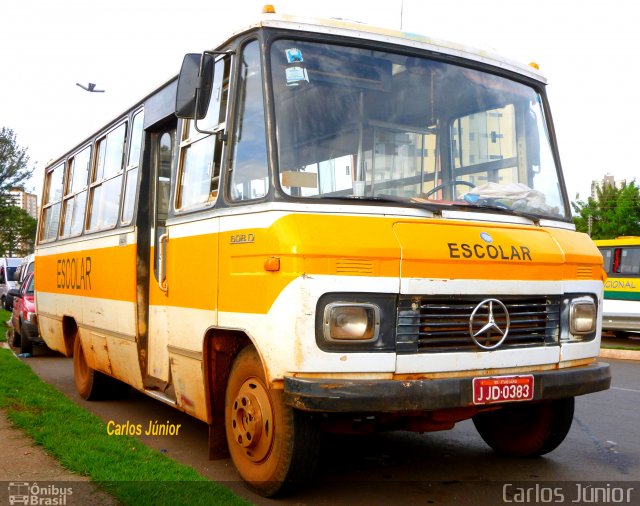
[600,348,640,361]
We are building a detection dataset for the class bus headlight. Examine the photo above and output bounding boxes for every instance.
[570,298,597,335]
[560,295,597,343]
[323,303,380,341]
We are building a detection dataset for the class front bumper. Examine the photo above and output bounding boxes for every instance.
[284,362,611,413]
[602,314,640,332]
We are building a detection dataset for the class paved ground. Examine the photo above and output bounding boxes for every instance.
[2,327,638,506]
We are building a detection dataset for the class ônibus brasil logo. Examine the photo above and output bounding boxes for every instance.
[8,482,73,505]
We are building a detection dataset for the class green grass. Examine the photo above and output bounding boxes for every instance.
[601,343,640,351]
[0,349,251,506]
[0,307,10,342]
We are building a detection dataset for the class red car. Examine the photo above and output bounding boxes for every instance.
[10,272,40,354]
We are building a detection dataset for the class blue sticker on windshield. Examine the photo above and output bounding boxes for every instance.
[285,48,304,63]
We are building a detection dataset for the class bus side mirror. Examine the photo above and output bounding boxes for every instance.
[175,53,214,119]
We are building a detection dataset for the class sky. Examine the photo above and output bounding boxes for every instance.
[2,0,638,206]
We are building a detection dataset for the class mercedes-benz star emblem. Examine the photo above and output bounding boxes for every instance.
[480,232,493,243]
[469,298,510,350]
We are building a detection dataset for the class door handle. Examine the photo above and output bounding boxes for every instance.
[158,233,169,293]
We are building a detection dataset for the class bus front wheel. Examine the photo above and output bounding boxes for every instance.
[225,346,320,497]
[472,397,575,457]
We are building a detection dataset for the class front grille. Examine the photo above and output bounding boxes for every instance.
[396,295,560,353]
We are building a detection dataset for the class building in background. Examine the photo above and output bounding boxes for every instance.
[8,189,38,219]
[591,174,626,197]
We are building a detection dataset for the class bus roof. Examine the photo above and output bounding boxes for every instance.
[218,10,547,84]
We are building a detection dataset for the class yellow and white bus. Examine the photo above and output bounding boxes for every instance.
[595,236,640,335]
[35,8,611,496]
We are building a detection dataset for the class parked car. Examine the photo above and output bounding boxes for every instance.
[4,254,34,311]
[10,272,41,354]
[1,257,22,310]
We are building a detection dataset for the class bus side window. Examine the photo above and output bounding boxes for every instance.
[599,248,613,273]
[88,122,127,231]
[122,110,144,224]
[229,40,269,202]
[177,57,230,210]
[618,247,640,275]
[60,145,91,238]
[612,248,622,274]
[40,162,65,241]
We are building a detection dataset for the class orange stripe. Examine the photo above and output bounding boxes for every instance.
[36,244,137,302]
[35,214,603,314]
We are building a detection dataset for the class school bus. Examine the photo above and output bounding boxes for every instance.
[35,7,611,496]
[595,236,640,336]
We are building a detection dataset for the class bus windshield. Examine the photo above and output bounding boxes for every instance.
[270,39,567,220]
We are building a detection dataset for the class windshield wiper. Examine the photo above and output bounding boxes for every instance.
[457,202,542,224]
[318,194,443,213]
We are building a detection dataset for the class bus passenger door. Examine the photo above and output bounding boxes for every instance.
[147,126,174,386]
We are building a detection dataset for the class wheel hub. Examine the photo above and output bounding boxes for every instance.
[231,378,274,462]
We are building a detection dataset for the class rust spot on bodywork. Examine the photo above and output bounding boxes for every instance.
[179,395,194,408]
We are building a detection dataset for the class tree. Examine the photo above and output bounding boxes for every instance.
[0,205,37,257]
[0,127,36,256]
[0,127,33,205]
[572,181,640,239]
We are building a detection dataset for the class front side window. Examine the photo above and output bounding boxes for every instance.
[177,57,230,210]
[7,267,17,282]
[270,39,568,220]
[228,40,269,202]
[26,275,35,295]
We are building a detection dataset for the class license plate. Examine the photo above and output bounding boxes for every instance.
[472,375,534,405]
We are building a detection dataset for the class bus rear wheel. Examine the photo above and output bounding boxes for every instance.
[225,346,320,497]
[472,397,575,457]
[73,336,110,400]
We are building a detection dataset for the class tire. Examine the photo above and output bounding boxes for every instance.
[19,323,33,355]
[11,323,21,347]
[472,397,575,457]
[225,346,320,497]
[73,335,111,400]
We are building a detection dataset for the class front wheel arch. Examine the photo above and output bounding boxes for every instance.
[224,345,320,496]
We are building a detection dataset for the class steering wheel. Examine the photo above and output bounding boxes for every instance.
[422,180,475,199]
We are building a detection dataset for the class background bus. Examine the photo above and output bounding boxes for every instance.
[595,236,640,337]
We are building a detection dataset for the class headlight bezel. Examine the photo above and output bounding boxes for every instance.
[315,293,397,352]
[561,293,598,343]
